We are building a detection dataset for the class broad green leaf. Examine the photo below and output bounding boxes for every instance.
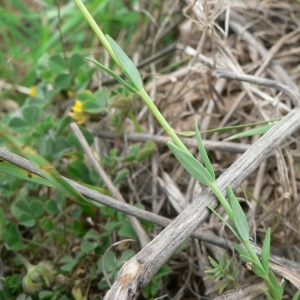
[59,256,78,272]
[106,35,143,91]
[45,199,60,214]
[83,89,109,114]
[83,230,99,241]
[225,124,273,141]
[86,57,137,93]
[118,249,135,266]
[208,206,242,242]
[29,200,44,218]
[100,251,116,273]
[167,141,214,186]
[49,55,67,73]
[195,119,215,180]
[70,53,85,73]
[113,168,129,185]
[261,228,271,273]
[0,208,6,233]
[8,117,28,129]
[118,222,137,239]
[227,186,249,242]
[19,212,35,227]
[54,73,72,89]
[22,106,41,126]
[2,223,25,250]
[80,240,99,253]
[40,217,54,232]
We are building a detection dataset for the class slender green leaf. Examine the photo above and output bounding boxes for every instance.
[260,287,275,300]
[234,243,250,258]
[239,254,254,264]
[167,141,214,186]
[261,228,271,273]
[207,206,242,242]
[227,186,249,242]
[292,290,300,300]
[196,118,281,135]
[268,269,281,295]
[0,159,54,187]
[1,132,92,214]
[86,57,137,93]
[106,35,142,91]
[251,260,267,277]
[194,119,215,180]
[225,124,273,141]
[278,280,285,299]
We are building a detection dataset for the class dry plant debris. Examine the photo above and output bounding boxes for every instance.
[1,0,300,299]
[101,0,300,299]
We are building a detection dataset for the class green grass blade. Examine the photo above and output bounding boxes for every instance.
[167,141,214,186]
[268,269,281,295]
[1,131,92,212]
[200,118,280,134]
[86,57,137,93]
[106,34,142,91]
[194,119,215,180]
[261,228,271,273]
[227,186,249,242]
[0,159,54,187]
[225,124,273,141]
[292,290,300,300]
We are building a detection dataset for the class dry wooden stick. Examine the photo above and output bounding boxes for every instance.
[0,147,228,249]
[94,131,251,154]
[214,280,267,300]
[213,70,300,106]
[0,146,299,282]
[104,107,300,300]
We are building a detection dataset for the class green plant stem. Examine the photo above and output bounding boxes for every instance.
[138,88,189,152]
[210,182,233,220]
[73,0,118,63]
[244,241,279,299]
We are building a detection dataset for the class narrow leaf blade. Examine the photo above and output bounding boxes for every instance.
[261,227,271,273]
[292,290,300,300]
[225,124,273,141]
[227,186,249,242]
[167,141,214,186]
[106,35,142,91]
[208,206,242,242]
[86,57,137,93]
[234,243,250,258]
[195,119,215,180]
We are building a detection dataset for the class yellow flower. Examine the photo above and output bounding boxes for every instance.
[29,86,37,97]
[69,100,89,125]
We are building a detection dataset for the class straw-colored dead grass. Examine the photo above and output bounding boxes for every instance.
[98,0,300,298]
